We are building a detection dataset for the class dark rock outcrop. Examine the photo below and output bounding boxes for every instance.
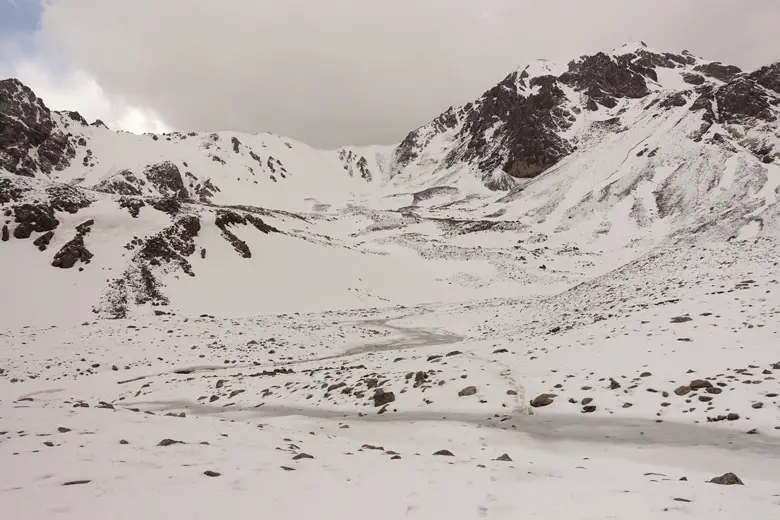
[51,234,93,268]
[681,72,706,86]
[33,230,54,251]
[0,177,28,204]
[149,198,181,216]
[694,62,743,82]
[93,170,144,196]
[214,210,278,259]
[118,197,144,218]
[144,162,188,199]
[716,78,775,122]
[46,184,92,213]
[193,179,220,202]
[749,61,780,94]
[13,203,59,239]
[138,215,201,276]
[560,52,651,106]
[0,79,75,177]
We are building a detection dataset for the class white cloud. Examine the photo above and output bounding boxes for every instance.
[6,58,170,134]
[10,0,780,147]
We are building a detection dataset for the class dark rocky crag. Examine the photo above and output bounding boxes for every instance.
[391,44,779,190]
[0,79,76,177]
[215,210,279,259]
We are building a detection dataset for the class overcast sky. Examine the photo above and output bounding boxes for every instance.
[2,0,779,147]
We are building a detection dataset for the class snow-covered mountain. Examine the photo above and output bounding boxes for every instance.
[1,42,779,325]
[4,43,780,519]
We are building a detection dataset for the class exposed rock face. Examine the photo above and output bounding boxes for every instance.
[138,215,201,275]
[144,162,188,199]
[560,52,651,106]
[0,79,75,177]
[33,230,54,251]
[13,203,59,239]
[716,78,775,122]
[658,91,691,109]
[0,177,28,204]
[51,234,93,268]
[681,72,706,85]
[118,197,145,218]
[94,170,144,196]
[149,198,182,216]
[193,179,219,203]
[694,62,743,82]
[749,61,780,93]
[338,149,373,181]
[46,184,93,213]
[215,210,278,259]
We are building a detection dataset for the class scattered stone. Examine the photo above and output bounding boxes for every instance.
[530,394,555,407]
[582,405,597,413]
[57,427,71,433]
[373,388,396,407]
[495,453,513,462]
[62,480,91,486]
[157,438,185,447]
[674,385,692,396]
[709,473,744,485]
[292,453,314,460]
[433,449,454,457]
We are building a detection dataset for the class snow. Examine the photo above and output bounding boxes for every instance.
[3,41,780,520]
[519,58,568,79]
[4,236,780,519]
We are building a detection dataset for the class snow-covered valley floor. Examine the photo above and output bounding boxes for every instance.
[3,229,779,519]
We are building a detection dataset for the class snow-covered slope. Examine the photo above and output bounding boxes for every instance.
[3,42,780,520]
[2,42,780,325]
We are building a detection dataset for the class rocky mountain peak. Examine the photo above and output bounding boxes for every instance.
[1,78,75,177]
[388,43,778,190]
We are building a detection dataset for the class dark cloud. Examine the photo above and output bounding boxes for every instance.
[39,0,780,147]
